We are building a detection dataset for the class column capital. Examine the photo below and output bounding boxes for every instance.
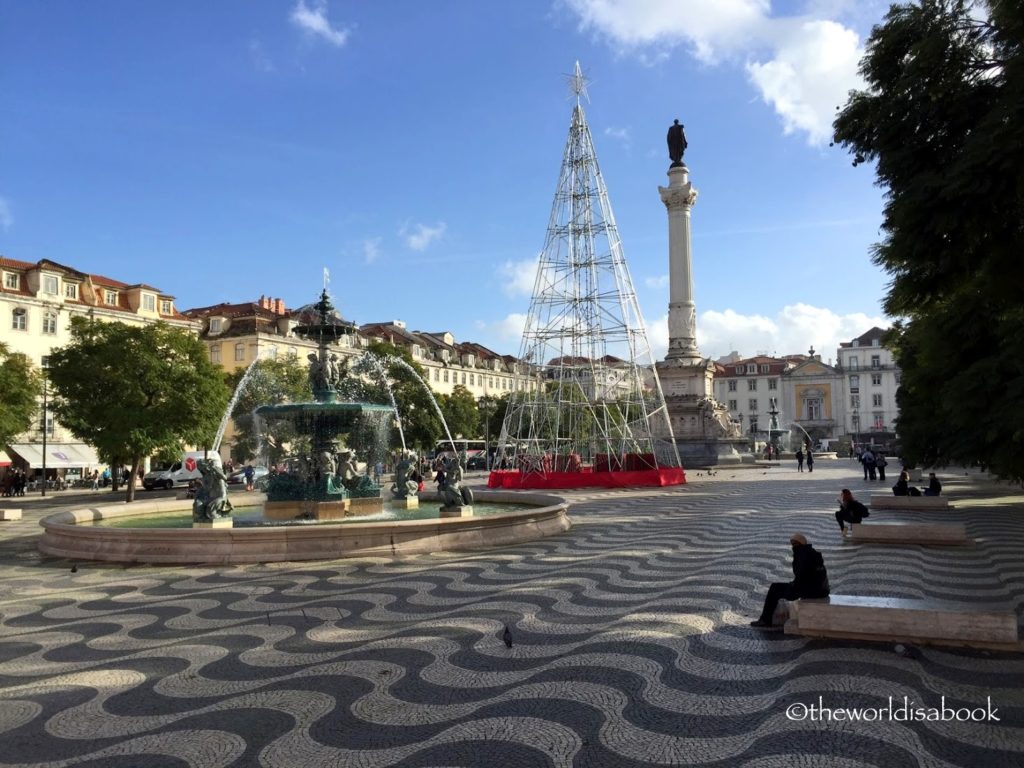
[659,184,698,210]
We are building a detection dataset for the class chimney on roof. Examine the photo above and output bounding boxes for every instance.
[275,298,285,314]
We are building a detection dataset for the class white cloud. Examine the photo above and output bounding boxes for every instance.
[565,0,864,145]
[400,221,447,251]
[289,0,350,47]
[486,313,529,344]
[646,303,888,362]
[604,126,631,148]
[0,197,12,231]
[248,38,275,72]
[498,256,539,298]
[644,274,669,289]
[362,237,381,264]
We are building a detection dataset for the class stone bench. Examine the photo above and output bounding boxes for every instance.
[0,508,22,521]
[869,494,950,510]
[850,522,969,546]
[785,595,1020,650]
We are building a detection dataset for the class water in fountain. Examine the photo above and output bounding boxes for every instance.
[213,357,265,452]
[350,352,407,453]
[386,356,458,453]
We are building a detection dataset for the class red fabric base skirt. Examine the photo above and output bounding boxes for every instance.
[486,467,686,490]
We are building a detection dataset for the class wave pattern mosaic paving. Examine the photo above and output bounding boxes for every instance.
[1,473,1022,767]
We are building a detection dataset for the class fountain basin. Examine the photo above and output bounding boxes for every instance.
[38,491,570,564]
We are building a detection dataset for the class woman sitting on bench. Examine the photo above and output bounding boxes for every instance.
[836,488,869,536]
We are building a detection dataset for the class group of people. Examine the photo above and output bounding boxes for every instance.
[1,470,28,497]
[855,447,888,480]
[793,447,814,472]
[892,470,942,497]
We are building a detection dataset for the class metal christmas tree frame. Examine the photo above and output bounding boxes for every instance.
[493,63,682,487]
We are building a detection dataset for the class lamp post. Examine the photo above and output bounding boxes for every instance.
[40,361,48,497]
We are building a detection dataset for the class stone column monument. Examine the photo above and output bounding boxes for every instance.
[655,121,750,467]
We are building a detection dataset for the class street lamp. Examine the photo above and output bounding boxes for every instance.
[40,359,49,497]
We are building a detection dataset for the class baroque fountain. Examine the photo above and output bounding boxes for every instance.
[37,289,570,564]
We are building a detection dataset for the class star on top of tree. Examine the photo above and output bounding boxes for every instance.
[565,60,591,104]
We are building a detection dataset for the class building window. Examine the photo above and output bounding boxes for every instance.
[746,363,757,374]
[433,368,439,381]
[852,414,860,429]
[470,373,475,386]
[443,370,449,383]
[871,373,882,386]
[461,372,466,385]
[65,283,78,299]
[160,299,172,314]
[42,311,57,335]
[873,412,884,428]
[849,374,859,393]
[104,289,117,305]
[768,379,777,390]
[849,356,859,370]
[234,343,245,362]
[872,394,883,407]
[728,380,737,392]
[3,272,18,290]
[806,399,821,420]
[12,307,27,330]
[42,411,55,437]
[748,399,758,411]
[871,355,881,368]
[210,318,223,333]
[749,418,759,433]
[142,294,156,311]
[210,346,221,364]
[42,275,59,295]
[748,379,757,391]
[726,399,737,411]
[759,364,769,373]
[851,395,860,408]
[894,372,901,385]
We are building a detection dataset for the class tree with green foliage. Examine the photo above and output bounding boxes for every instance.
[833,0,1024,480]
[46,318,230,501]
[227,357,312,466]
[0,343,41,449]
[439,385,479,439]
[477,394,508,444]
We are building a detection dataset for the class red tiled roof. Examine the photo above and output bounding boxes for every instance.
[0,256,37,270]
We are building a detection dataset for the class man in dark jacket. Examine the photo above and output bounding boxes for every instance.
[750,533,830,628]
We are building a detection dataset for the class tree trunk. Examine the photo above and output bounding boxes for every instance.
[125,456,140,503]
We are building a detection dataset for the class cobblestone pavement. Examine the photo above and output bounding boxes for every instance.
[0,462,1021,767]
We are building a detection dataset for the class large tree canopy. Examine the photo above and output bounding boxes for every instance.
[833,0,1024,480]
[0,343,41,449]
[439,385,479,440]
[46,319,230,501]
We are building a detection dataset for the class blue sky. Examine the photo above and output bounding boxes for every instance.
[1,0,894,364]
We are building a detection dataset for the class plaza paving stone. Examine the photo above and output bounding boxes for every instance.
[0,461,1022,767]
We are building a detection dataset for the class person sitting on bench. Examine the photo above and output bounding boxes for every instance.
[750,533,830,628]
[893,471,923,496]
[836,488,870,536]
[922,472,942,497]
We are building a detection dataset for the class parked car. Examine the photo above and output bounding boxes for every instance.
[227,466,269,485]
[465,454,488,470]
[143,452,221,490]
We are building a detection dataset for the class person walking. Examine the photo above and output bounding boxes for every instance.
[750,533,830,628]
[835,488,870,536]
[876,453,888,481]
[806,450,814,473]
[795,448,804,472]
[861,448,875,481]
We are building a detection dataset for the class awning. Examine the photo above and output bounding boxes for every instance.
[8,443,101,469]
[0,450,10,467]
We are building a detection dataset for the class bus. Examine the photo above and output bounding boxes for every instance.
[434,439,486,460]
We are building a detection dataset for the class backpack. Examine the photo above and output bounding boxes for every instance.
[876,456,887,467]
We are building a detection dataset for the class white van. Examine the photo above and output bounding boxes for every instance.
[142,451,221,491]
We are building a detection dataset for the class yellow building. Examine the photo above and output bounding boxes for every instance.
[0,256,196,479]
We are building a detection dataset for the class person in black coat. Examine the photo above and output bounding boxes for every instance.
[750,533,830,627]
[892,471,911,496]
[922,472,942,496]
[836,488,870,535]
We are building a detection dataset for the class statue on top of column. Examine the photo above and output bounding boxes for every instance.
[667,119,687,167]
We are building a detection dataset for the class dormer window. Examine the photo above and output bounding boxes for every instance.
[104,289,117,305]
[209,318,223,333]
[42,275,59,295]
[142,294,156,312]
[65,283,78,300]
[3,272,18,290]
[160,299,172,314]
[746,364,757,374]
